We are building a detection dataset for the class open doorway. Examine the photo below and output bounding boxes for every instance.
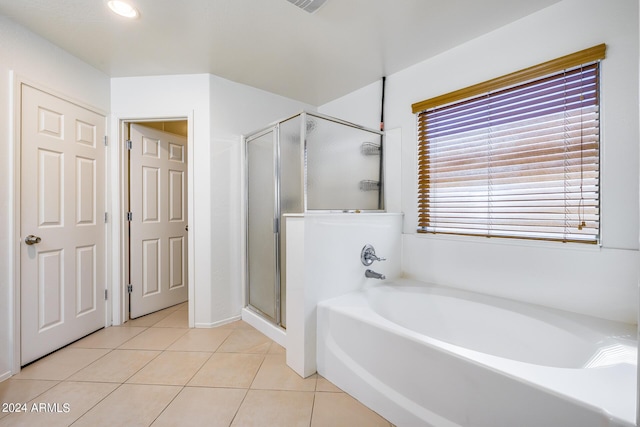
[125,120,189,319]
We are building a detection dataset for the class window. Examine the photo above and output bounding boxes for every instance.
[413,44,605,244]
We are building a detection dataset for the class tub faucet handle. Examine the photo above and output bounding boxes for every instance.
[361,244,386,266]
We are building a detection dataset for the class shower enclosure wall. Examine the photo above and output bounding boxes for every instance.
[245,112,384,328]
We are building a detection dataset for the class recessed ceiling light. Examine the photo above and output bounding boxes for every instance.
[107,0,139,19]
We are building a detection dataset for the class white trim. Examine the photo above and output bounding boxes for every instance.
[241,308,286,347]
[194,315,242,329]
[110,113,195,327]
[239,136,247,320]
[11,75,110,375]
[10,70,19,376]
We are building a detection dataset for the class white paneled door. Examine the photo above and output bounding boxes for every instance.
[20,84,106,365]
[129,124,188,318]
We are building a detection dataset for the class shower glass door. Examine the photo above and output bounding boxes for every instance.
[246,128,279,322]
[245,112,382,329]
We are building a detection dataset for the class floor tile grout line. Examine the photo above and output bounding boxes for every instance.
[67,326,187,427]
[181,384,252,390]
[64,347,117,382]
[64,341,165,425]
[68,381,126,426]
[0,378,61,421]
[188,347,218,377]
[147,384,187,427]
[7,305,186,425]
[118,349,166,385]
[149,350,216,389]
[309,391,317,427]
[150,318,253,427]
[62,347,164,385]
[227,388,250,427]
[247,351,268,391]
[115,327,190,352]
[7,312,390,426]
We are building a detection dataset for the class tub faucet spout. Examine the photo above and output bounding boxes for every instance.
[365,269,386,280]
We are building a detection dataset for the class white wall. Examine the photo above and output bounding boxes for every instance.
[0,15,313,378]
[2,0,635,384]
[286,213,403,377]
[111,73,313,328]
[0,16,111,379]
[321,0,640,324]
[208,75,315,326]
[111,74,212,328]
[319,80,382,131]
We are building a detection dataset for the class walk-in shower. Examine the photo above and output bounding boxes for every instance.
[245,111,384,328]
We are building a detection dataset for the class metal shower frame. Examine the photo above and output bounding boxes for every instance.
[244,111,384,327]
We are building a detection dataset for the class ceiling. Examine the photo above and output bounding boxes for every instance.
[0,0,562,106]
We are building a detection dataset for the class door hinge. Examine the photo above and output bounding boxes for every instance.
[126,139,132,150]
[104,289,108,300]
[104,212,108,223]
[126,211,133,222]
[104,135,108,146]
[273,218,279,233]
[127,284,133,294]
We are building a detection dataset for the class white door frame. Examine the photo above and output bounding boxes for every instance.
[9,76,196,375]
[110,114,195,328]
[10,75,109,375]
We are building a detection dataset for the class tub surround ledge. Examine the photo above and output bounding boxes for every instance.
[285,212,403,378]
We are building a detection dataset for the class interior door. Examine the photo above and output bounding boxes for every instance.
[129,124,188,318]
[20,84,106,365]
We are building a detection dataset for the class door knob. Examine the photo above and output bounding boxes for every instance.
[25,235,41,245]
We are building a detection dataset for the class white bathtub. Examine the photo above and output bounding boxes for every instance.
[316,279,637,427]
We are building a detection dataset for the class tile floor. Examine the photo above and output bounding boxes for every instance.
[0,303,392,426]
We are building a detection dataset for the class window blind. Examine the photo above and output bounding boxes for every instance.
[416,59,602,243]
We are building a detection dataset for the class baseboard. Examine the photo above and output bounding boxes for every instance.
[241,308,286,347]
[0,370,13,382]
[194,315,242,329]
